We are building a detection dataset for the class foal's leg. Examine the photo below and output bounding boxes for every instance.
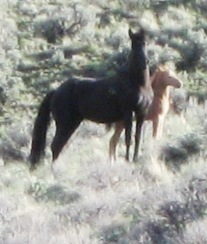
[158,115,164,139]
[133,115,144,162]
[153,115,164,139]
[152,117,159,139]
[51,119,81,162]
[109,121,124,163]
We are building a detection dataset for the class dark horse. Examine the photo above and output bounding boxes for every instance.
[29,28,152,169]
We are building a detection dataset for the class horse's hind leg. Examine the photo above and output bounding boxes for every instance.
[152,117,159,139]
[109,121,124,163]
[51,119,81,162]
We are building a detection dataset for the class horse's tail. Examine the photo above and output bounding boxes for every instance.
[29,90,55,169]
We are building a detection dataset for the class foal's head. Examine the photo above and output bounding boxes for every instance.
[128,28,149,80]
[152,65,182,91]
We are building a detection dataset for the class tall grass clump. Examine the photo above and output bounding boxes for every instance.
[160,132,203,171]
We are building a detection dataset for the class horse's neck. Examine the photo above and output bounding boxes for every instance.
[141,65,150,83]
[129,69,146,87]
[154,85,170,99]
[152,71,170,99]
[146,85,171,120]
[129,54,148,87]
[151,71,171,110]
[152,85,171,114]
[150,71,158,84]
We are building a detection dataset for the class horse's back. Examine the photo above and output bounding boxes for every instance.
[74,77,125,123]
[51,76,125,123]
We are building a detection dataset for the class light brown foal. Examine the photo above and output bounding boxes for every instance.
[109,65,183,162]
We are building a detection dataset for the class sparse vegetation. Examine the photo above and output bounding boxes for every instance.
[1,0,207,243]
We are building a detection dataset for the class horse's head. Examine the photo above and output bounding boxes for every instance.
[128,28,149,73]
[129,28,146,48]
[152,65,183,90]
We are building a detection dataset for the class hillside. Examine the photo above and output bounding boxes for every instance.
[0,0,207,243]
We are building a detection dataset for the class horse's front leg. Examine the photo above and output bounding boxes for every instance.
[158,115,164,139]
[133,114,145,162]
[124,112,133,161]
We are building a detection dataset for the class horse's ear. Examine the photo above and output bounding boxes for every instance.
[128,28,134,38]
[139,28,145,38]
[161,63,169,71]
[157,65,162,71]
[158,64,165,71]
[163,63,169,70]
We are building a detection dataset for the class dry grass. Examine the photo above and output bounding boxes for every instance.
[0,102,207,243]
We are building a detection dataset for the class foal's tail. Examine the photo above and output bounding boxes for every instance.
[29,91,55,169]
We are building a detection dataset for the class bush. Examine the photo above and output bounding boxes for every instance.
[180,133,202,155]
[160,144,188,171]
[160,133,203,171]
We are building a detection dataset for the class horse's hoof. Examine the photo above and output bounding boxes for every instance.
[133,155,140,162]
[29,164,37,172]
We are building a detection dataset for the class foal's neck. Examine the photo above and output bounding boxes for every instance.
[154,85,171,102]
